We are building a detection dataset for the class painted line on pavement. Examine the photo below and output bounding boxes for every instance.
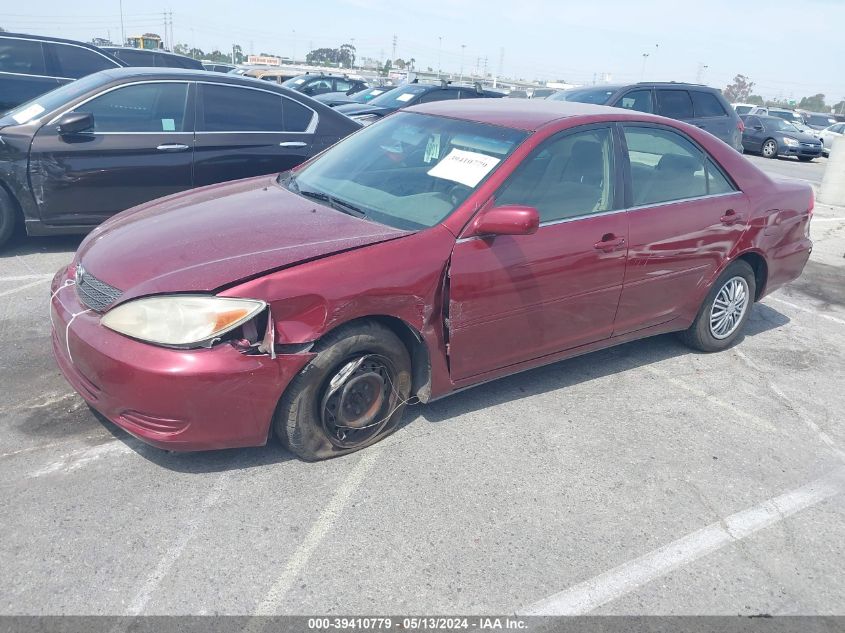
[0,274,55,282]
[0,278,51,298]
[767,296,845,327]
[520,466,845,615]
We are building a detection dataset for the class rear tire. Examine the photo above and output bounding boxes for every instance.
[0,187,19,250]
[761,138,778,159]
[798,156,814,162]
[679,260,756,353]
[274,321,412,461]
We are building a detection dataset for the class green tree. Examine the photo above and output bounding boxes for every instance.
[747,95,764,105]
[798,94,827,111]
[393,58,406,70]
[339,43,356,68]
[723,74,754,103]
[381,58,392,76]
[833,100,845,115]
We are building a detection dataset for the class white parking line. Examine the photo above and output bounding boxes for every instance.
[767,296,845,326]
[520,466,845,615]
[812,217,845,222]
[248,446,385,620]
[0,278,51,298]
[125,473,230,616]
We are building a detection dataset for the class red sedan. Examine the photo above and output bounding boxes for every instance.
[50,100,813,460]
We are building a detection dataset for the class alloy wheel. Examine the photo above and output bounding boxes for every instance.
[709,276,750,340]
[762,140,777,158]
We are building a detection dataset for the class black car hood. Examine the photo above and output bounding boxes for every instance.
[334,103,394,117]
[779,130,821,143]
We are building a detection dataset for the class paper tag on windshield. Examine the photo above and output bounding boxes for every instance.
[396,93,415,103]
[427,148,500,187]
[12,104,45,124]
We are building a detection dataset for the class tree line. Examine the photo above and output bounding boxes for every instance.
[724,74,844,114]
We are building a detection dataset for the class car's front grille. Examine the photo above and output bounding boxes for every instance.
[75,266,122,312]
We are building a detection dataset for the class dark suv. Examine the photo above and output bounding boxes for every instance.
[0,32,124,112]
[550,82,743,151]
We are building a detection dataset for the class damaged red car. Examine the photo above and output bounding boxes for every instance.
[50,100,813,460]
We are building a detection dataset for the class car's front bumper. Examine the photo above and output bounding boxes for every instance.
[50,266,313,451]
[779,143,822,158]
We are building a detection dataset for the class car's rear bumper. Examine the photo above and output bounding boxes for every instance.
[50,266,313,451]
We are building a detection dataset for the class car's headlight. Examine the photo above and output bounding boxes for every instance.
[101,295,266,347]
[783,137,800,147]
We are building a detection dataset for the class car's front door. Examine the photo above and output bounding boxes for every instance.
[193,82,317,186]
[447,125,628,381]
[613,123,747,335]
[28,80,194,226]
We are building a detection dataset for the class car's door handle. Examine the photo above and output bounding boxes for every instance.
[279,141,308,147]
[720,209,743,225]
[593,234,626,252]
[156,143,190,152]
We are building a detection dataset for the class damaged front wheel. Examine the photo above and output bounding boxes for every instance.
[274,321,412,461]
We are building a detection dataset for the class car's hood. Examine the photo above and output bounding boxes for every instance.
[334,103,393,117]
[77,175,410,304]
[781,130,821,143]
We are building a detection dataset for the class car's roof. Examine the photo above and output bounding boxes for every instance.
[0,31,107,50]
[103,46,185,57]
[408,99,650,131]
[93,66,308,89]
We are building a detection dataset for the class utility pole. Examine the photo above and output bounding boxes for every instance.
[459,44,466,84]
[292,30,296,63]
[498,47,504,78]
[695,62,708,83]
[640,52,649,81]
[119,0,125,46]
[391,34,397,62]
[438,36,442,78]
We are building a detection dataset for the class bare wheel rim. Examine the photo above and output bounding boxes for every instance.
[319,354,398,449]
[763,140,776,157]
[709,276,750,340]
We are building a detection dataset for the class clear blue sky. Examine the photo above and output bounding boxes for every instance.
[3,0,843,103]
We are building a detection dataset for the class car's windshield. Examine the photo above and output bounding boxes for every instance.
[808,114,836,127]
[287,112,528,230]
[281,75,313,88]
[769,110,802,123]
[354,86,392,102]
[367,85,428,108]
[768,118,800,132]
[734,105,753,115]
[0,73,108,126]
[548,87,615,104]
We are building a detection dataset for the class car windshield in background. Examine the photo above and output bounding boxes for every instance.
[734,105,753,115]
[367,85,428,108]
[769,119,799,132]
[288,112,528,230]
[0,72,106,126]
[769,111,802,123]
[549,87,615,104]
[808,114,836,127]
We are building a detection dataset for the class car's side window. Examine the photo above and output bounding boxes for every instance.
[624,126,734,206]
[495,127,616,223]
[618,90,653,113]
[0,38,47,75]
[691,91,727,118]
[49,43,115,78]
[656,89,694,119]
[746,116,760,129]
[335,79,352,92]
[282,97,315,132]
[74,82,190,133]
[199,84,284,132]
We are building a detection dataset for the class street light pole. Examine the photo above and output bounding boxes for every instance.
[640,52,649,81]
[459,43,466,83]
[119,0,125,45]
[438,36,442,78]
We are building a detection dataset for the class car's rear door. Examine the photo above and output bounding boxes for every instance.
[447,125,628,381]
[613,123,747,335]
[689,90,733,145]
[193,81,318,186]
[743,116,764,152]
[28,80,194,226]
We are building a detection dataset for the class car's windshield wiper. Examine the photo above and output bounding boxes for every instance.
[298,189,367,218]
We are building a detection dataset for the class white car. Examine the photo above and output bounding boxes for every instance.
[731,103,757,116]
[817,122,845,156]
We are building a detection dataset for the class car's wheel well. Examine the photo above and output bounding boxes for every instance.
[316,315,433,403]
[736,252,768,300]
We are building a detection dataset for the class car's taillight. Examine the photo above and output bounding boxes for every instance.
[737,119,745,132]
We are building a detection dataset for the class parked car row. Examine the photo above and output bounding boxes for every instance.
[739,115,822,161]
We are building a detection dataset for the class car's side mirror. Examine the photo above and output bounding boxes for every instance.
[56,111,94,136]
[468,205,540,237]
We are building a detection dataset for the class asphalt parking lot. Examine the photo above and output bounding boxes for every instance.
[1,155,844,617]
